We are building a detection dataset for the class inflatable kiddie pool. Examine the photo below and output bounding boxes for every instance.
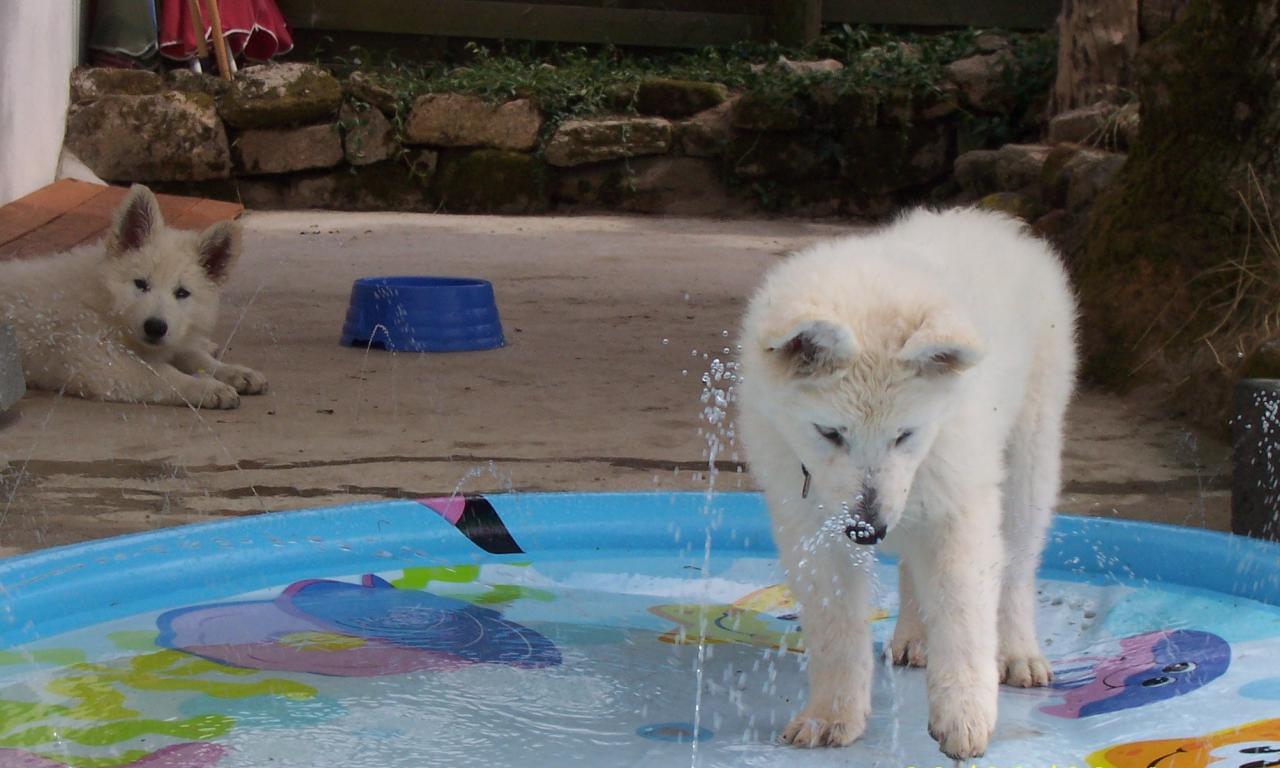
[0,492,1278,767]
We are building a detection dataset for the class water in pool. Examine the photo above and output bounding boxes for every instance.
[3,542,1280,767]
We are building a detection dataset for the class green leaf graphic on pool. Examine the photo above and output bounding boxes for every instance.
[0,648,317,751]
[393,564,554,605]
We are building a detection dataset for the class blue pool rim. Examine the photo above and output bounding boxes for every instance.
[0,491,1277,647]
[340,276,505,353]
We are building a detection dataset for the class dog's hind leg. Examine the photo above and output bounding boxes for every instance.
[888,560,927,667]
[172,346,268,395]
[996,387,1067,688]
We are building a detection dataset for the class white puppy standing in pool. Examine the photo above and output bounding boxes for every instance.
[737,207,1077,758]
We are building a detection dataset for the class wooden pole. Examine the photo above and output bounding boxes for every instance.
[770,0,821,47]
[1232,379,1280,542]
[186,0,209,64]
[201,0,234,81]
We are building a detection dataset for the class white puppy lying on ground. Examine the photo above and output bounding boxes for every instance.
[0,184,265,409]
[738,207,1077,758]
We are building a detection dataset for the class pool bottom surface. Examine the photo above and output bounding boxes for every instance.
[3,547,1280,768]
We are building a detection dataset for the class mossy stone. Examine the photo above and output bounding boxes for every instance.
[978,191,1047,223]
[227,162,433,212]
[432,149,547,214]
[1039,143,1083,207]
[727,133,829,182]
[605,82,639,111]
[70,68,164,103]
[634,78,729,119]
[344,71,400,115]
[218,63,343,129]
[731,91,807,132]
[841,120,951,193]
[813,85,878,128]
[168,69,232,99]
[64,93,231,182]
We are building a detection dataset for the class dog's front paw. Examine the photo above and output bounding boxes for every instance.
[185,378,240,410]
[216,365,268,395]
[928,692,995,759]
[889,627,928,668]
[779,704,867,748]
[1000,652,1052,688]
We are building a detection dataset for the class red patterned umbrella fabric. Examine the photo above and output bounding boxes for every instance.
[158,0,293,63]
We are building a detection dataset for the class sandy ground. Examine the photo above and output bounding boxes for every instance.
[0,211,1231,556]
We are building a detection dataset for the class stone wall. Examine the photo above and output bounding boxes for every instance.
[65,53,1120,222]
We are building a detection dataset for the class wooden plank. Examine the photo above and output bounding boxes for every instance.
[154,192,205,227]
[822,0,1059,29]
[167,198,245,231]
[0,180,107,249]
[277,0,767,48]
[0,188,129,257]
[0,183,243,260]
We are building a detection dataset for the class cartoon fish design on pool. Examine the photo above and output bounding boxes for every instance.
[157,574,561,677]
[1087,718,1280,768]
[1042,629,1230,718]
[649,584,891,653]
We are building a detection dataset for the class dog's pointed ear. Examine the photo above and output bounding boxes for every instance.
[106,185,163,256]
[766,320,857,377]
[197,220,242,284]
[898,312,983,376]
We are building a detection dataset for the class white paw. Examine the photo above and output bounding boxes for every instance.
[1000,652,1053,687]
[186,378,240,410]
[779,705,867,748]
[216,364,268,395]
[888,627,928,668]
[928,691,995,759]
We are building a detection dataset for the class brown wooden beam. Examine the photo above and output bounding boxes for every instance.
[822,0,1059,29]
[769,0,821,46]
[277,0,767,48]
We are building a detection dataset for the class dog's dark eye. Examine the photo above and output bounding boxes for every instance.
[1162,661,1196,674]
[895,429,914,447]
[134,278,149,292]
[174,287,191,300]
[815,425,844,447]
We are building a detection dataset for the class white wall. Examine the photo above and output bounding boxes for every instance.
[0,3,84,205]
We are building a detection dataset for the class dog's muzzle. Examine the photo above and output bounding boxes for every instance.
[800,465,887,545]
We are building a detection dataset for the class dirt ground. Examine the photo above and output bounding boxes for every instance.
[0,211,1231,556]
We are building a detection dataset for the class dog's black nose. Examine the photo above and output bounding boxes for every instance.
[845,518,887,545]
[845,486,886,544]
[143,317,168,341]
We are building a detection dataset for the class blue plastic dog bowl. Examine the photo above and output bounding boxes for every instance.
[340,276,505,353]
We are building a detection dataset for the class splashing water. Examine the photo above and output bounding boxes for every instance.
[689,348,740,767]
